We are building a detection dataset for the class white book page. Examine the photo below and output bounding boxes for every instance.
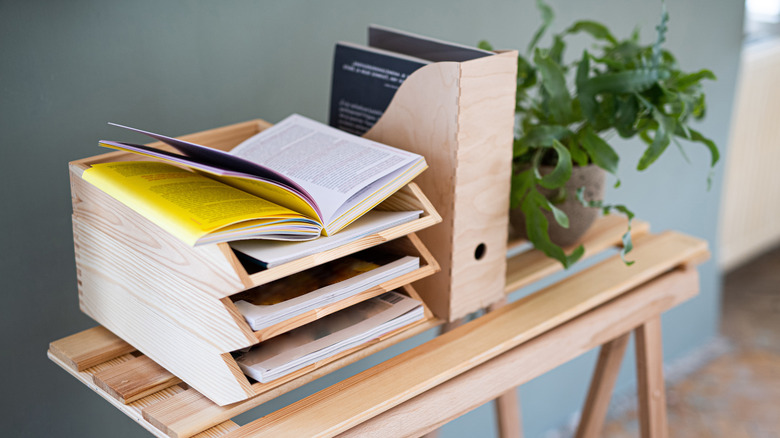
[230,114,420,223]
[230,209,422,268]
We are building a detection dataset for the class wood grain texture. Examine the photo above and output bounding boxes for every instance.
[337,268,699,438]
[488,297,523,438]
[75,215,256,406]
[505,215,650,294]
[364,51,518,321]
[575,332,631,438]
[635,317,669,438]
[221,232,706,437]
[143,317,442,437]
[93,355,182,404]
[70,119,442,405]
[47,351,239,438]
[49,325,136,372]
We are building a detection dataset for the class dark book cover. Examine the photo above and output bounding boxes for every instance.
[368,24,493,63]
[329,42,427,136]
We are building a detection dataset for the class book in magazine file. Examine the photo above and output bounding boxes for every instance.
[329,24,493,135]
[83,114,427,246]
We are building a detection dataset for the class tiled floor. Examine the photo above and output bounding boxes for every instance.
[602,246,780,437]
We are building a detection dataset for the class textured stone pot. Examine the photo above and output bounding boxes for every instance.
[509,164,606,247]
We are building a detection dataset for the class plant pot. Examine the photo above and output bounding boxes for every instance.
[509,164,606,247]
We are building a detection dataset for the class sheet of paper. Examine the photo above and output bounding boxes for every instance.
[234,256,419,331]
[235,291,423,382]
[230,209,422,268]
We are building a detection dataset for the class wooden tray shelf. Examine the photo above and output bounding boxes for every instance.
[68,119,442,406]
[237,233,438,343]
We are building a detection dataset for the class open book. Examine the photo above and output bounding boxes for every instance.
[234,291,423,383]
[85,114,427,246]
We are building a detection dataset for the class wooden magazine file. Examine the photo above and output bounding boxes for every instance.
[69,120,442,406]
[364,50,518,321]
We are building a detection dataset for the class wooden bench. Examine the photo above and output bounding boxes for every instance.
[49,215,708,437]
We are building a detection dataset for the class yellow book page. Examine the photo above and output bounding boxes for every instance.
[82,161,311,246]
[210,174,321,222]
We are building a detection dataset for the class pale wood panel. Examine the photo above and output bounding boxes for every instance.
[221,232,706,437]
[575,332,631,438]
[75,219,256,406]
[93,355,183,404]
[506,215,650,294]
[70,170,249,301]
[488,297,523,438]
[73,214,256,351]
[448,52,518,320]
[337,268,699,438]
[635,317,669,438]
[720,41,780,269]
[365,51,518,321]
[48,326,136,372]
[47,351,239,438]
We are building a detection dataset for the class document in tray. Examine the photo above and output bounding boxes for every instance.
[86,114,427,246]
[230,209,422,268]
[234,291,424,383]
[231,248,420,331]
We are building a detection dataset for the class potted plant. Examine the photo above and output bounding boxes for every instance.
[480,0,719,268]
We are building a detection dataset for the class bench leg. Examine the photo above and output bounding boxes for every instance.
[635,316,669,438]
[488,298,523,438]
[575,332,631,438]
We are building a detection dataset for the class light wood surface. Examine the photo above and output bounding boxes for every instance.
[69,119,442,405]
[47,347,238,438]
[337,268,699,438]
[49,326,135,372]
[506,215,650,294]
[220,232,706,437]
[365,51,518,321]
[635,317,669,438]
[143,286,440,438]
[575,332,631,438]
[488,297,523,438]
[93,355,182,404]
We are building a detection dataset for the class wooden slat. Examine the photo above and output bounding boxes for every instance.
[575,332,631,438]
[635,317,669,438]
[505,215,650,294]
[337,268,699,438]
[93,355,183,404]
[142,317,442,438]
[221,231,707,438]
[49,326,136,372]
[47,350,239,438]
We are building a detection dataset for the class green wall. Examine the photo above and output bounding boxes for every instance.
[0,1,742,436]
